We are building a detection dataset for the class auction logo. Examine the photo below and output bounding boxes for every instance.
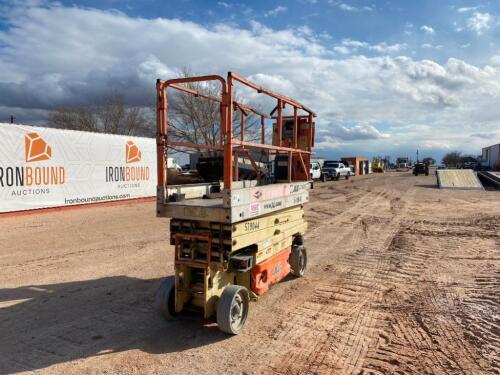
[0,131,65,195]
[105,141,149,184]
[126,141,141,163]
[25,132,52,162]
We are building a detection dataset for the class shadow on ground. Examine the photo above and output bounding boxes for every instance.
[0,276,229,374]
[414,184,439,189]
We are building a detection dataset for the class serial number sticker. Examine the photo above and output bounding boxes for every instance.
[245,221,260,232]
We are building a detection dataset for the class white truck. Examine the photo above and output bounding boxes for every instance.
[310,162,322,180]
[321,160,351,181]
[396,157,410,170]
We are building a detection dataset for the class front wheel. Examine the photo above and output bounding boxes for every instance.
[335,174,340,181]
[156,277,177,321]
[321,173,327,182]
[345,174,349,180]
[290,245,307,277]
[217,285,250,335]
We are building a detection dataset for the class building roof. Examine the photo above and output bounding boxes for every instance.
[482,143,500,149]
[341,156,369,161]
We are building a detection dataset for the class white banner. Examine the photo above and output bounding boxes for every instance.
[0,123,156,213]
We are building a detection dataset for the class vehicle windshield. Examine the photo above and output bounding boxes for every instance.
[324,162,339,168]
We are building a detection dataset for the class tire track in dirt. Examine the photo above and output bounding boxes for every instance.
[267,184,412,374]
[359,217,499,375]
[363,238,482,373]
[264,181,498,375]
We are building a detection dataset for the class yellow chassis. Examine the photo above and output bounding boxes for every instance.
[171,205,307,318]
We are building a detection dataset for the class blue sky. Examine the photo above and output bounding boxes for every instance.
[1,0,500,162]
[34,0,500,65]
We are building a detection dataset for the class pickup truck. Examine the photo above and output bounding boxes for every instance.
[321,161,351,181]
[310,162,322,180]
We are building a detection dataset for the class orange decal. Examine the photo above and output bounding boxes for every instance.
[25,132,52,162]
[250,247,291,295]
[126,141,141,163]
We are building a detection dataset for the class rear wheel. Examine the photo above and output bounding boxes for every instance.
[290,244,307,277]
[156,277,177,321]
[217,285,249,335]
[321,173,327,182]
[345,174,349,180]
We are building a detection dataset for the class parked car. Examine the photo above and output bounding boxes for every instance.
[310,162,322,180]
[462,162,478,170]
[321,161,351,181]
[413,162,429,176]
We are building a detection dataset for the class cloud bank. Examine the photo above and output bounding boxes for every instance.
[0,2,499,159]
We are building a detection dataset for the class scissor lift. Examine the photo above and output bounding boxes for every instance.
[155,72,316,334]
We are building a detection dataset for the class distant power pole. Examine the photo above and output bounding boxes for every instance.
[416,149,419,163]
[10,115,15,124]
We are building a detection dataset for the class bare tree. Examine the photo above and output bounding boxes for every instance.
[51,106,99,132]
[97,92,154,136]
[50,93,154,137]
[168,68,261,150]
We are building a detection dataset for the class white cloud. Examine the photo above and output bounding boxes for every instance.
[217,1,230,8]
[333,45,351,54]
[420,25,435,34]
[339,3,356,11]
[324,124,390,141]
[490,55,500,66]
[457,6,479,13]
[337,3,373,12]
[421,43,443,50]
[264,5,287,17]
[371,42,406,53]
[334,39,406,54]
[0,2,499,157]
[466,12,492,35]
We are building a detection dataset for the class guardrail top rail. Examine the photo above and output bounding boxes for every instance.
[156,72,316,204]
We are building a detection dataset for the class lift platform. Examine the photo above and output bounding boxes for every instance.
[154,72,316,334]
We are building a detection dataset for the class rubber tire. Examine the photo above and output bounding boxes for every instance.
[321,173,327,182]
[156,276,177,321]
[345,174,349,180]
[290,245,307,277]
[217,285,250,335]
[335,174,340,181]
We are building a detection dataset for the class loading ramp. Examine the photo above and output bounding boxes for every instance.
[436,169,483,190]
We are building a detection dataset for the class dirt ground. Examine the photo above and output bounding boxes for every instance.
[1,172,499,375]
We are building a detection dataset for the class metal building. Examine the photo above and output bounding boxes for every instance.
[481,143,500,170]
